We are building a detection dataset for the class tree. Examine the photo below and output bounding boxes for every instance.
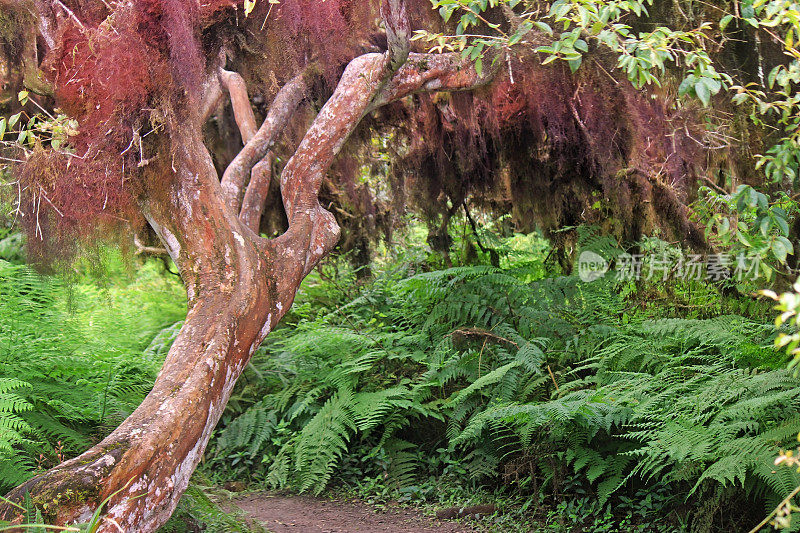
[0,0,495,529]
[0,0,792,529]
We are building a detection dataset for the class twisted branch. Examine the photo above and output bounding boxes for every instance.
[220,73,308,213]
[218,68,258,144]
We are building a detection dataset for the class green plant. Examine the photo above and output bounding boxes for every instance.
[207,234,794,531]
[0,257,185,492]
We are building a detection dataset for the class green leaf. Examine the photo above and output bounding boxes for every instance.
[678,75,695,97]
[768,66,781,89]
[719,14,734,31]
[440,5,453,23]
[776,215,790,237]
[695,80,711,106]
[8,113,20,128]
[777,236,795,257]
[737,230,752,247]
[718,217,730,235]
[773,239,789,263]
[475,57,483,78]
[701,76,722,95]
[470,44,483,60]
[760,216,771,237]
[568,56,583,73]
[534,21,553,35]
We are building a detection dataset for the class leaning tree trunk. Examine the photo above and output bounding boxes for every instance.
[0,4,491,528]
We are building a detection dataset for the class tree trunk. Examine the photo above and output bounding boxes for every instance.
[1,30,491,528]
[1,125,287,530]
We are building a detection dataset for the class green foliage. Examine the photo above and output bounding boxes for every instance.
[0,257,185,493]
[207,236,795,531]
[160,483,264,533]
[693,185,798,281]
[0,255,254,530]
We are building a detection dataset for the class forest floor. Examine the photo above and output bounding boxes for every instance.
[234,493,478,533]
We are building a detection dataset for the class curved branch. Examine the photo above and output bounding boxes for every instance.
[240,154,273,233]
[267,53,392,291]
[267,50,496,290]
[218,68,258,144]
[220,73,308,213]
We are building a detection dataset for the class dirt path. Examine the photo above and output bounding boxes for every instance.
[234,493,477,533]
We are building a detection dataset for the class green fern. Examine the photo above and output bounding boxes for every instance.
[0,258,185,492]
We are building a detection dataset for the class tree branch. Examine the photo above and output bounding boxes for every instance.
[370,52,496,110]
[133,234,167,255]
[381,0,410,70]
[218,68,258,144]
[220,73,308,213]
[266,48,497,290]
[267,53,392,290]
[239,154,273,233]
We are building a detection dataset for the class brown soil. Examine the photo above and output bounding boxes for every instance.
[234,493,478,533]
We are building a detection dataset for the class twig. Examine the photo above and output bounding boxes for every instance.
[39,187,64,217]
[547,365,559,391]
[448,328,518,347]
[134,235,167,255]
[701,176,728,195]
[748,484,800,533]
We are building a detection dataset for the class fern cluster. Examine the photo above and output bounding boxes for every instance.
[0,258,186,492]
[206,251,798,531]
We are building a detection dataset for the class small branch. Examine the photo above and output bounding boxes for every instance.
[133,235,167,255]
[200,76,224,124]
[54,0,85,31]
[448,327,518,346]
[221,73,308,213]
[547,365,559,391]
[218,68,258,144]
[39,187,63,217]
[701,176,728,195]
[239,154,273,233]
[748,484,800,533]
[462,200,489,254]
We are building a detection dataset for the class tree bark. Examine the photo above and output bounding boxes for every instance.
[1,39,491,532]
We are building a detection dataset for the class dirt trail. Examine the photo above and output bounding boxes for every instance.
[234,493,477,533]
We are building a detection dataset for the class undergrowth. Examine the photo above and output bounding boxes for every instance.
[2,224,798,532]
[204,233,796,533]
[0,255,185,489]
[0,252,251,531]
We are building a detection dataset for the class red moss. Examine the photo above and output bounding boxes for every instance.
[13,0,718,269]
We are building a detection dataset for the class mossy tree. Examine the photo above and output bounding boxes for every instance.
[0,0,793,529]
